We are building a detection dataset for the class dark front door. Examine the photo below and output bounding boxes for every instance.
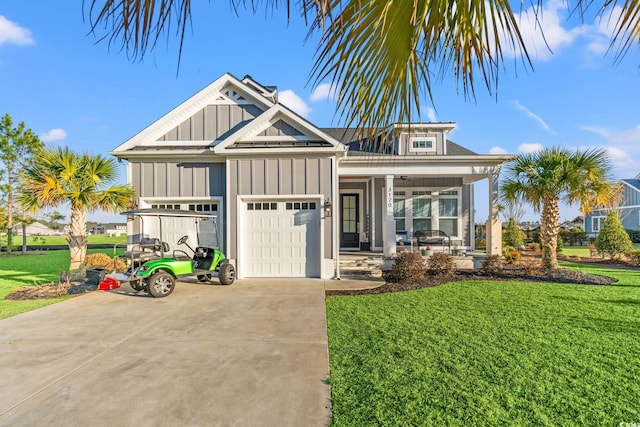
[340,194,359,248]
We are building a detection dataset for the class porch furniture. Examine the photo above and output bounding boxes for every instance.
[414,230,452,254]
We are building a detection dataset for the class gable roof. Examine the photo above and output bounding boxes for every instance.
[213,104,346,154]
[623,179,640,192]
[111,73,276,155]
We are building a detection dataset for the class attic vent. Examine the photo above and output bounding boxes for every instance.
[223,90,246,102]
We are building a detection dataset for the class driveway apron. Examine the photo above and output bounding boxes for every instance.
[0,279,331,426]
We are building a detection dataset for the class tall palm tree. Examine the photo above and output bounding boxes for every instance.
[502,147,613,269]
[19,146,135,271]
[85,0,640,136]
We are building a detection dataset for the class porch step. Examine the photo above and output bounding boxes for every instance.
[339,252,384,278]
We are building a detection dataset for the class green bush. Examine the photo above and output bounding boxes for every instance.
[426,252,455,276]
[475,238,486,249]
[595,211,633,259]
[528,242,541,252]
[503,250,521,264]
[482,255,504,276]
[503,218,524,249]
[384,251,426,283]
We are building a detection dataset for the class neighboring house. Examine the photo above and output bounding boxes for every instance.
[111,73,511,279]
[89,223,127,236]
[13,221,58,236]
[585,175,640,237]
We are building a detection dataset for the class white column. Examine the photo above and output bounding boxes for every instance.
[384,174,396,259]
[486,169,502,255]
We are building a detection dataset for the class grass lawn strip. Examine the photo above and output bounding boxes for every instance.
[327,264,640,425]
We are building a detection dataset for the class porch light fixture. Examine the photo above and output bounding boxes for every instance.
[324,199,333,217]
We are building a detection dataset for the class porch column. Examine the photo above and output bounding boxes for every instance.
[384,174,396,259]
[486,168,502,255]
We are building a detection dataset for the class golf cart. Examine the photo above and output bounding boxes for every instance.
[99,209,235,297]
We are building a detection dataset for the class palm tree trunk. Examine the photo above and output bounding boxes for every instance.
[68,206,87,271]
[540,196,560,269]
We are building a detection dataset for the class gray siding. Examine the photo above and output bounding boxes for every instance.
[261,120,304,137]
[621,209,640,231]
[228,157,335,259]
[131,162,225,198]
[158,104,263,141]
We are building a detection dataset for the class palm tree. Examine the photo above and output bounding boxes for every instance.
[19,146,135,271]
[85,0,640,136]
[502,147,613,269]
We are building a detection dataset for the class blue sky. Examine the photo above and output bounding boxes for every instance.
[1,1,639,224]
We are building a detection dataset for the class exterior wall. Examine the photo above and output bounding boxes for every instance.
[228,156,335,260]
[131,161,225,198]
[158,104,263,141]
[261,120,303,137]
[621,208,640,231]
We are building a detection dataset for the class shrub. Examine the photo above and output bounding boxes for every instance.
[595,211,633,259]
[626,250,640,267]
[384,251,426,283]
[503,250,521,264]
[519,257,543,275]
[528,242,541,252]
[85,253,126,273]
[482,255,504,276]
[426,252,455,276]
[475,238,486,249]
[503,218,524,249]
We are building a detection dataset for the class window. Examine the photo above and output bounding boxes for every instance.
[393,191,406,230]
[412,191,432,231]
[409,136,436,153]
[285,201,318,210]
[592,216,605,232]
[438,196,459,237]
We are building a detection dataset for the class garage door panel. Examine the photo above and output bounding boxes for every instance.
[242,199,320,278]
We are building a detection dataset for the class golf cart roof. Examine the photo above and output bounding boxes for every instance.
[121,209,218,219]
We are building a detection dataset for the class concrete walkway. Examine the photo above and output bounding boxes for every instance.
[0,279,331,427]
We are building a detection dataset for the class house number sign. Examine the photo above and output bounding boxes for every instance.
[387,187,393,210]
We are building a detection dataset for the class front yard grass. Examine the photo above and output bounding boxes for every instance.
[0,248,123,319]
[326,264,640,425]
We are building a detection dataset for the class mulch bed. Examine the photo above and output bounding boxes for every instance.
[326,265,619,297]
[6,282,98,301]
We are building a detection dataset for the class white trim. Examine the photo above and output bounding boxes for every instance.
[225,158,232,270]
[339,189,365,250]
[332,157,340,279]
[213,104,346,154]
[370,177,376,250]
[236,195,325,279]
[112,73,274,154]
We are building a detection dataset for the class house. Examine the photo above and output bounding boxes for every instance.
[89,223,127,236]
[13,221,59,236]
[585,175,640,238]
[110,73,512,279]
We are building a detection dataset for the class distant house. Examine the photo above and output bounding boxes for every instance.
[585,175,640,238]
[13,221,59,236]
[88,223,127,236]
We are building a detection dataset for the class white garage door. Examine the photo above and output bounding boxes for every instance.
[242,200,321,277]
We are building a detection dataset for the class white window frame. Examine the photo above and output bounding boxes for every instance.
[409,136,437,153]
[592,216,606,232]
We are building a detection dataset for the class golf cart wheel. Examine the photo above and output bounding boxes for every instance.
[148,271,176,298]
[219,262,235,285]
[130,280,145,291]
[197,274,212,282]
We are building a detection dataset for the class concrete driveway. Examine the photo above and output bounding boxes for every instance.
[0,279,331,426]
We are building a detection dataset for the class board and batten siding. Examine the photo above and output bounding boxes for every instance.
[158,104,263,141]
[398,132,446,155]
[131,162,226,198]
[228,157,335,259]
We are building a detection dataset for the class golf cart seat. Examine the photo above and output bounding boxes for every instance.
[121,238,170,264]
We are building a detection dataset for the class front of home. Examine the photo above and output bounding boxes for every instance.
[111,73,511,279]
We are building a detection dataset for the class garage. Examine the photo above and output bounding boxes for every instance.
[240,199,321,277]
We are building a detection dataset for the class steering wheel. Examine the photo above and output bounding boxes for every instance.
[177,235,189,245]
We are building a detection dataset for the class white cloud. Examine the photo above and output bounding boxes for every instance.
[425,107,437,122]
[310,83,337,102]
[498,0,583,61]
[512,100,557,135]
[0,16,34,46]
[489,146,508,154]
[279,90,311,118]
[578,124,640,178]
[40,128,67,142]
[518,142,544,153]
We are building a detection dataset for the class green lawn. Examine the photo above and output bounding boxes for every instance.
[326,264,640,425]
[0,248,122,319]
[560,244,640,258]
[3,234,127,248]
